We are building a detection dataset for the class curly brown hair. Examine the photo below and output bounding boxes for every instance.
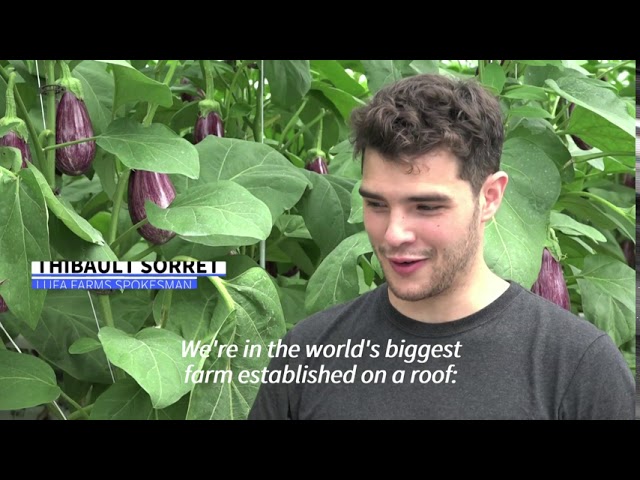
[349,73,504,196]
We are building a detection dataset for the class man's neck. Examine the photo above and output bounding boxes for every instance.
[387,266,510,323]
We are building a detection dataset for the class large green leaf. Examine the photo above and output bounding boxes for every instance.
[310,60,367,97]
[546,77,634,137]
[305,230,373,315]
[112,65,173,111]
[328,139,361,180]
[310,81,367,120]
[0,168,50,329]
[48,215,117,262]
[3,290,151,384]
[186,267,287,420]
[567,105,634,165]
[99,326,193,409]
[73,61,114,136]
[146,181,272,247]
[480,62,506,95]
[96,118,200,179]
[361,60,412,94]
[506,118,573,181]
[176,134,311,222]
[263,60,311,107]
[485,138,562,289]
[26,164,105,245]
[550,211,606,243]
[576,255,634,347]
[0,350,61,410]
[299,172,362,258]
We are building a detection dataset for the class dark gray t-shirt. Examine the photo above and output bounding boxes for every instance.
[248,281,635,420]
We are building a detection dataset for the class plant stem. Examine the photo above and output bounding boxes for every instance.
[159,290,173,329]
[572,151,633,163]
[564,190,630,217]
[108,168,131,245]
[110,218,148,249]
[97,294,115,328]
[254,65,264,144]
[0,64,46,174]
[282,110,328,152]
[42,136,98,151]
[596,60,633,80]
[172,255,235,312]
[45,61,57,188]
[278,97,309,149]
[67,403,94,420]
[143,61,178,127]
[126,245,158,261]
[59,390,91,420]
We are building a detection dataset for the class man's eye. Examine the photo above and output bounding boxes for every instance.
[366,201,386,208]
[417,205,441,211]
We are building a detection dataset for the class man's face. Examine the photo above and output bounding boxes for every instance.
[361,148,483,302]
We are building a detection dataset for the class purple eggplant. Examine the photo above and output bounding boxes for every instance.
[531,248,571,311]
[567,104,591,150]
[305,156,329,174]
[180,77,205,103]
[128,170,177,245]
[621,240,635,268]
[0,294,7,313]
[55,91,96,176]
[194,111,224,143]
[0,130,31,168]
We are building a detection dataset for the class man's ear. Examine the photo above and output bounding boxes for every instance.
[479,171,509,222]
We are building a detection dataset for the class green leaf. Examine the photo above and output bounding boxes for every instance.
[361,60,406,94]
[576,255,634,347]
[508,105,553,119]
[186,267,287,420]
[99,326,194,409]
[485,138,561,289]
[48,215,117,262]
[96,60,134,68]
[146,181,272,247]
[0,146,22,172]
[515,60,564,67]
[546,77,634,137]
[263,60,311,107]
[0,169,50,329]
[96,118,200,179]
[69,337,102,355]
[550,211,606,243]
[502,85,548,101]
[310,81,367,120]
[506,118,573,182]
[480,62,506,94]
[0,350,61,410]
[112,65,173,111]
[557,193,634,242]
[73,61,114,136]
[275,214,311,239]
[26,164,105,245]
[0,119,21,139]
[91,377,155,419]
[349,179,363,224]
[567,105,634,163]
[408,60,439,75]
[310,60,367,97]
[305,230,373,315]
[328,139,361,180]
[299,172,363,258]
[3,290,151,383]
[176,136,311,222]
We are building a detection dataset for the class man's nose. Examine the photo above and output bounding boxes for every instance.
[384,213,415,246]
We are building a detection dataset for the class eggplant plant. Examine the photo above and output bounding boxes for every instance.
[0,59,635,420]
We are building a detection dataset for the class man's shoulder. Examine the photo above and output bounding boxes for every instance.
[285,285,384,344]
[509,281,610,347]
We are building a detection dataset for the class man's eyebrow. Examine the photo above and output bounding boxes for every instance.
[359,187,452,203]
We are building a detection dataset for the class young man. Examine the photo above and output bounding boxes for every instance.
[249,73,635,420]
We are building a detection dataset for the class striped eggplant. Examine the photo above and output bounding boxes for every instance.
[531,248,571,311]
[0,130,31,168]
[128,170,177,245]
[55,91,96,176]
[194,111,224,143]
[305,156,329,174]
